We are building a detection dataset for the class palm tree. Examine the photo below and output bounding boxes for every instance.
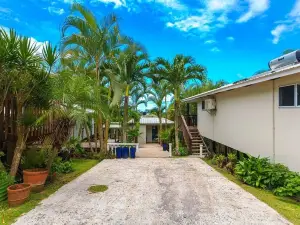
[104,43,149,142]
[148,84,167,144]
[61,3,120,150]
[130,85,149,111]
[152,55,206,153]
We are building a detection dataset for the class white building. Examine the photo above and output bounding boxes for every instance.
[130,115,174,144]
[183,64,300,172]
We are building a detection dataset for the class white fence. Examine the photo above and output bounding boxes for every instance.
[107,143,139,155]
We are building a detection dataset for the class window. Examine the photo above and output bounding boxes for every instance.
[298,85,300,106]
[202,101,205,110]
[279,85,295,107]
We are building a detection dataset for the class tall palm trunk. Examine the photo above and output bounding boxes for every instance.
[165,96,167,130]
[104,87,111,152]
[10,103,28,177]
[98,116,103,151]
[174,90,179,154]
[159,112,162,145]
[123,85,129,142]
[84,123,93,153]
[94,122,98,152]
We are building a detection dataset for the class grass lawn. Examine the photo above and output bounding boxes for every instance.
[203,158,300,225]
[0,159,98,225]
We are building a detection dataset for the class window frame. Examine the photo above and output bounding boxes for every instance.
[278,84,299,108]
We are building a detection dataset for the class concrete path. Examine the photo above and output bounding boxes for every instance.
[136,143,169,158]
[14,159,290,225]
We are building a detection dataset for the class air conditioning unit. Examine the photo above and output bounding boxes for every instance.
[205,99,216,110]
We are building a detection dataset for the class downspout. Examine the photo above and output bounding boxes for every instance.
[272,79,276,163]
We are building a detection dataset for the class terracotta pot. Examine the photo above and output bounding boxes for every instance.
[23,169,49,192]
[7,183,31,207]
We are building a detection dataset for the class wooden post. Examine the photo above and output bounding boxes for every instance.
[200,144,203,158]
[169,143,172,157]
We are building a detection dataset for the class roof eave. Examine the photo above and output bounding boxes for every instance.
[183,65,300,103]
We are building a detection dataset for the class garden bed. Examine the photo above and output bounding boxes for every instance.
[203,158,300,225]
[0,159,98,225]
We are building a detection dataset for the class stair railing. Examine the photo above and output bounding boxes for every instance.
[179,115,193,152]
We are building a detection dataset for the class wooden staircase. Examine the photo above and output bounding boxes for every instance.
[188,126,208,156]
[179,115,209,157]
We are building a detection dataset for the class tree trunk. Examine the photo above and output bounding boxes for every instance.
[159,113,162,145]
[123,85,129,143]
[104,119,110,152]
[174,90,179,154]
[10,104,27,177]
[84,123,93,153]
[94,123,98,152]
[165,96,168,130]
[98,115,103,151]
[47,147,58,172]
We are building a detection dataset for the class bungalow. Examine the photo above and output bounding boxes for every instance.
[183,63,300,172]
[129,115,174,144]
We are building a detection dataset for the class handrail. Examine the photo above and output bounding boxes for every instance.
[179,115,193,152]
[180,115,193,140]
[200,135,211,155]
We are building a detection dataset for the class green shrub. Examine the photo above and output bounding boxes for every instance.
[22,148,47,169]
[216,154,226,168]
[274,175,300,197]
[178,147,188,156]
[235,155,293,190]
[0,171,14,185]
[211,154,218,165]
[225,153,237,174]
[52,157,74,174]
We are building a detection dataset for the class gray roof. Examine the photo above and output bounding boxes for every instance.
[183,63,300,103]
[129,116,174,125]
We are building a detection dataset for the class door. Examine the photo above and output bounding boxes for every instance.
[152,126,158,142]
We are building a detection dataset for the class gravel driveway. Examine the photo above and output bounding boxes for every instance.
[14,158,290,225]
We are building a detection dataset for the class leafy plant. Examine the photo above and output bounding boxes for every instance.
[160,129,171,143]
[216,154,226,168]
[127,127,140,143]
[178,147,188,156]
[21,148,47,169]
[235,155,273,189]
[225,153,237,174]
[274,175,300,197]
[51,157,74,174]
[0,171,14,185]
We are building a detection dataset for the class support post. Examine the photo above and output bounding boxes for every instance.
[200,144,203,158]
[169,143,172,157]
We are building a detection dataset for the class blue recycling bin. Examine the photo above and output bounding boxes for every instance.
[122,147,129,159]
[130,147,136,159]
[116,147,122,159]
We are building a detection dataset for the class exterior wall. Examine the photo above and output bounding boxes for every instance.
[274,74,300,171]
[138,125,147,144]
[197,73,300,172]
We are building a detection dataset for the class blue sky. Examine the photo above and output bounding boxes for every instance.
[1,0,300,83]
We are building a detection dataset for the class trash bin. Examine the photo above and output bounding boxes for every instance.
[116,147,122,159]
[122,146,129,159]
[130,147,136,159]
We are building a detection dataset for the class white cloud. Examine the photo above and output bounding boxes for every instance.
[210,47,221,52]
[90,0,126,8]
[206,0,236,12]
[29,37,49,55]
[271,24,288,44]
[227,36,235,41]
[204,39,216,44]
[237,0,270,23]
[47,7,65,15]
[166,15,212,32]
[271,0,300,44]
[153,0,186,10]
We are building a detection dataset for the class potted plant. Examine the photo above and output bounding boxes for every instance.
[21,148,49,192]
[160,129,170,151]
[7,183,31,207]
